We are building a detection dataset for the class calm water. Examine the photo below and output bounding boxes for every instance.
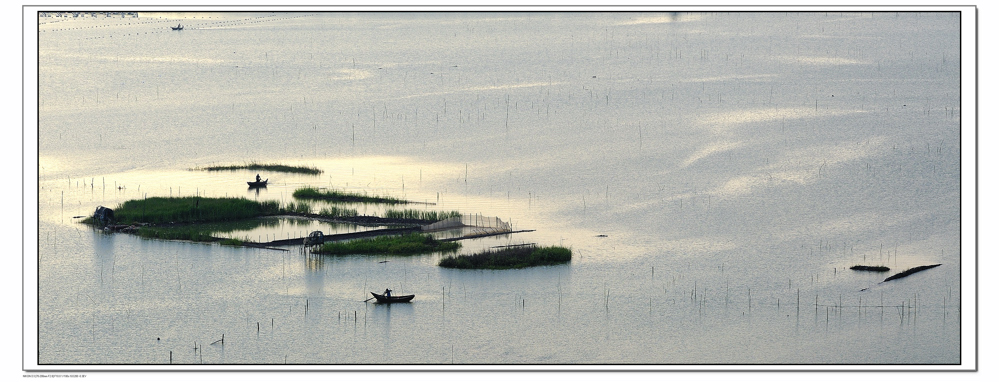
[32,11,966,367]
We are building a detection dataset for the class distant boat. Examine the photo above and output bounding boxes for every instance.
[171,24,183,31]
[247,179,268,188]
[370,291,415,303]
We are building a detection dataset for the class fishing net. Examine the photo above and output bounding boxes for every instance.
[422,214,512,239]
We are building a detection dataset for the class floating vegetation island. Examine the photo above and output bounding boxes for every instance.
[439,245,572,269]
[84,196,280,225]
[293,187,409,204]
[195,162,323,175]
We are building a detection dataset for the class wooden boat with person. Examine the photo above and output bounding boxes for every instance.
[171,24,183,30]
[247,179,268,188]
[370,290,415,303]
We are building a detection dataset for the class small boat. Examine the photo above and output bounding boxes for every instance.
[370,291,415,303]
[247,179,268,188]
[171,24,183,31]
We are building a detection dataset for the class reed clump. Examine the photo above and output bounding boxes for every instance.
[293,187,406,204]
[219,238,244,246]
[438,245,572,269]
[196,162,322,175]
[317,206,359,218]
[111,196,280,225]
[283,201,313,215]
[383,209,460,221]
[315,233,460,255]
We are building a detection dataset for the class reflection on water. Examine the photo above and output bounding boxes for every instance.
[198,216,384,243]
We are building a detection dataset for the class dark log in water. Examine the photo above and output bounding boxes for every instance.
[850,265,890,272]
[883,264,942,282]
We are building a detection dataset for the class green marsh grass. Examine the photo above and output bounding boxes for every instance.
[317,205,359,218]
[382,209,460,221]
[438,245,572,269]
[293,187,406,204]
[219,238,245,246]
[196,162,322,175]
[284,201,313,215]
[111,196,280,224]
[315,233,459,255]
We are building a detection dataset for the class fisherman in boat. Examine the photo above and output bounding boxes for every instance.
[256,174,261,183]
[384,289,392,299]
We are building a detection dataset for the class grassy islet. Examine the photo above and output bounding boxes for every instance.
[103,196,280,225]
[438,245,572,269]
[196,162,322,175]
[292,187,406,204]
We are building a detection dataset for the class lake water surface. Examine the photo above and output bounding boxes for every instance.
[29,10,971,369]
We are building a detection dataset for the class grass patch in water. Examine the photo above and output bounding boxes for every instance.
[293,187,406,204]
[438,245,572,269]
[315,233,459,255]
[383,209,460,221]
[318,205,359,218]
[281,201,359,218]
[219,238,245,246]
[196,162,322,175]
[111,196,280,224]
[284,201,313,215]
